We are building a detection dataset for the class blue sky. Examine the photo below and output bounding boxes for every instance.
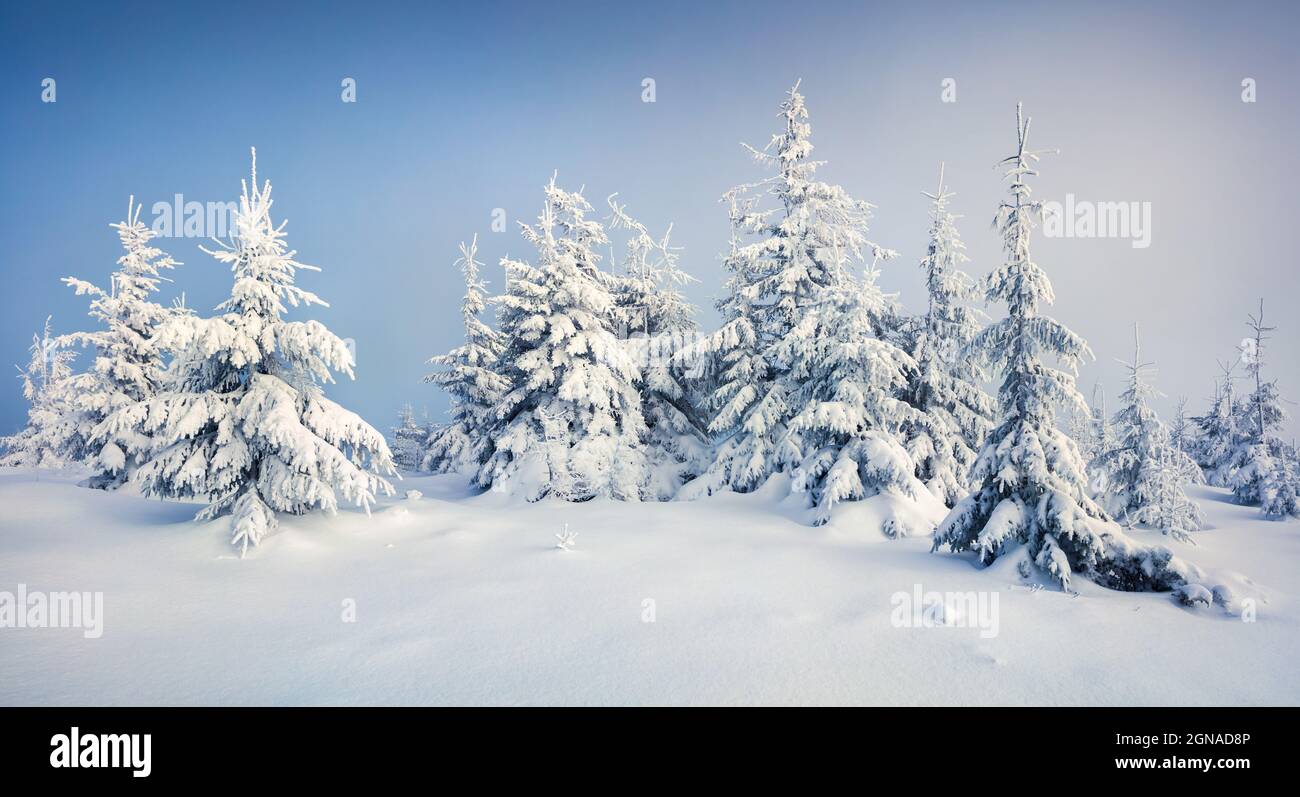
[2,0,1298,439]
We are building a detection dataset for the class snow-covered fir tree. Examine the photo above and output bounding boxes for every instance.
[57,198,183,488]
[898,165,994,506]
[675,193,776,497]
[1258,441,1300,518]
[1147,447,1206,543]
[421,235,509,474]
[1192,362,1242,487]
[680,81,904,504]
[1169,396,1199,467]
[1087,381,1116,469]
[932,105,1192,591]
[606,195,709,498]
[390,404,426,471]
[0,317,82,468]
[1094,325,1204,540]
[1066,402,1095,464]
[476,176,648,501]
[100,150,395,554]
[1224,302,1299,517]
[782,261,930,529]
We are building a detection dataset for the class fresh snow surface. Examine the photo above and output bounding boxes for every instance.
[0,468,1296,706]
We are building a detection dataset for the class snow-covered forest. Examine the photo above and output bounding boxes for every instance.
[3,87,1297,595]
[0,15,1294,707]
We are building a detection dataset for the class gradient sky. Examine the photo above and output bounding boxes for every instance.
[2,0,1298,442]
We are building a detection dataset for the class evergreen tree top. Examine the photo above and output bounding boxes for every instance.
[980,103,1091,420]
[204,148,326,323]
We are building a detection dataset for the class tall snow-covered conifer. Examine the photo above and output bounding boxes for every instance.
[1086,381,1117,478]
[899,166,994,506]
[103,150,395,554]
[606,196,709,498]
[932,105,1191,591]
[421,236,509,473]
[59,198,183,487]
[1169,396,1199,466]
[477,177,648,501]
[1224,302,1299,517]
[676,192,777,496]
[681,81,904,505]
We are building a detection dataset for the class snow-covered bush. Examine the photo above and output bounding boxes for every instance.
[1174,583,1213,609]
[102,150,396,554]
[931,105,1192,592]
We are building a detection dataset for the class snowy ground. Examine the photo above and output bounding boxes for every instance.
[0,468,1296,706]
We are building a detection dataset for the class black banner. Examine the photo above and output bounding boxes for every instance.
[0,707,1288,784]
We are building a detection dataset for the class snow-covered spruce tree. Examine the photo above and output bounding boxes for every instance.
[104,150,395,554]
[1259,441,1300,518]
[0,317,82,468]
[1094,325,1205,540]
[1088,381,1116,459]
[476,176,648,501]
[1063,381,1098,465]
[931,105,1192,591]
[1147,447,1206,543]
[1169,396,1200,470]
[675,193,778,497]
[57,198,183,488]
[1225,302,1299,517]
[680,81,902,501]
[1192,362,1242,487]
[606,195,709,498]
[899,166,994,506]
[782,260,931,529]
[1066,402,1095,464]
[390,404,426,471]
[421,235,509,474]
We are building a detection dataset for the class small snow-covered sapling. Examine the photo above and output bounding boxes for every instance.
[554,524,578,551]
